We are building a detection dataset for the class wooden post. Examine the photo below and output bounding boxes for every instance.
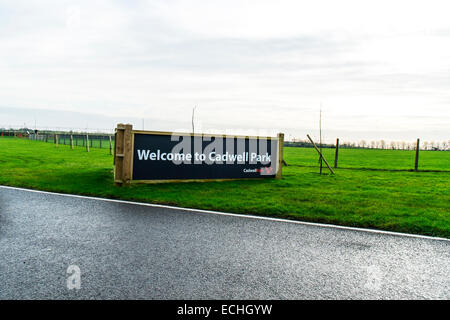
[114,127,124,184]
[114,124,133,185]
[100,136,102,149]
[109,135,113,155]
[123,125,133,183]
[334,138,339,168]
[113,132,117,164]
[55,134,58,147]
[276,133,284,179]
[415,138,420,171]
[307,134,335,174]
[86,134,90,152]
[70,135,74,150]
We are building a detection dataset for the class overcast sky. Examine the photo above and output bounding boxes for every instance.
[1,0,449,143]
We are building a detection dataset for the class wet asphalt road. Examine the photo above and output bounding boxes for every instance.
[0,186,449,300]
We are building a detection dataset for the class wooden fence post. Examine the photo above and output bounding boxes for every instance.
[55,134,58,147]
[86,134,90,152]
[109,135,113,155]
[276,133,284,179]
[415,138,420,171]
[114,124,133,185]
[307,134,335,174]
[334,138,339,168]
[70,135,73,150]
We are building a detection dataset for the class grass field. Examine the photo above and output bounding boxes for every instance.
[1,137,449,238]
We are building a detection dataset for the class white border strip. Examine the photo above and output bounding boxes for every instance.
[1,185,449,242]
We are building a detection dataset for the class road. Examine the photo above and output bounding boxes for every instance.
[0,186,449,299]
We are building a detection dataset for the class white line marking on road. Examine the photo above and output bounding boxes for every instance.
[1,184,449,242]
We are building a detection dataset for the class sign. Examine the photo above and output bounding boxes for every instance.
[114,124,284,184]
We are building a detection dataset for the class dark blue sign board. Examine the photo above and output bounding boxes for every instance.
[130,131,283,182]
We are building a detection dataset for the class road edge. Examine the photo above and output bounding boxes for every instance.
[1,184,449,242]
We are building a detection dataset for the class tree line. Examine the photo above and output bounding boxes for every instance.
[286,139,450,151]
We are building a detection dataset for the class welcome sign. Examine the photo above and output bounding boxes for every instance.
[114,124,284,184]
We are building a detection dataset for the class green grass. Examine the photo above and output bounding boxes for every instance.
[1,137,449,238]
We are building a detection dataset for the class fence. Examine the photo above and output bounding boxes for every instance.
[284,138,450,172]
[0,129,114,152]
[24,133,114,152]
[1,129,448,172]
[27,133,114,149]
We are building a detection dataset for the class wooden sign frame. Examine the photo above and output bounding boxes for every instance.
[114,123,284,185]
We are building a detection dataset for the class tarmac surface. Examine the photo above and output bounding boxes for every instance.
[0,186,448,299]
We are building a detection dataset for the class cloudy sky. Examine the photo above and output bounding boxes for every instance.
[1,0,449,143]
